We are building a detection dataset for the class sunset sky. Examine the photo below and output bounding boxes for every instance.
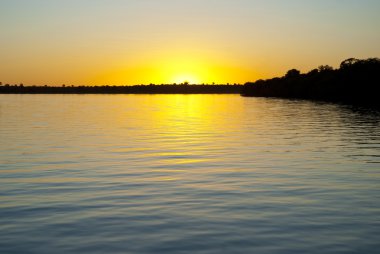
[1,0,379,85]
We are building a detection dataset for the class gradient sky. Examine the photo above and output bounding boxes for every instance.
[1,0,379,85]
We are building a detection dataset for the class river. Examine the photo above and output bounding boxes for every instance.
[1,94,379,253]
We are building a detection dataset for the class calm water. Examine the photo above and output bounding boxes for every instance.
[1,94,379,254]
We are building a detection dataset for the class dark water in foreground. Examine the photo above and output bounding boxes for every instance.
[0,94,379,254]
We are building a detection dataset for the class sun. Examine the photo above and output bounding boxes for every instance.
[171,74,200,85]
[157,53,207,85]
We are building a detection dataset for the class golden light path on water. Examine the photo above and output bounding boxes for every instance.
[110,95,248,185]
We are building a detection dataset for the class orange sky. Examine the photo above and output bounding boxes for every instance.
[0,0,379,85]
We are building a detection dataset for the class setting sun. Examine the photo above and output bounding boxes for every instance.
[171,74,199,85]
[152,52,215,85]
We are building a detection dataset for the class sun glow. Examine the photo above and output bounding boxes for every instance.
[171,74,200,85]
[90,46,254,85]
[158,54,210,85]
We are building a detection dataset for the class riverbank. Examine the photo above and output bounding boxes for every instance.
[242,58,380,108]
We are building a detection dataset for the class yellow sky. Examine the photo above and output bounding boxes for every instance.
[0,0,379,85]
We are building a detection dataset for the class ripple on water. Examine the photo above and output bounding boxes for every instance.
[0,95,379,254]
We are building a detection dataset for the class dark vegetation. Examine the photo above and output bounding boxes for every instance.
[242,58,380,107]
[1,58,379,107]
[0,84,242,94]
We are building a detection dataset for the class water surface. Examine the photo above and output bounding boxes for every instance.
[1,94,379,253]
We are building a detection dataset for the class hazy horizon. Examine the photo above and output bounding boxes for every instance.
[1,0,379,85]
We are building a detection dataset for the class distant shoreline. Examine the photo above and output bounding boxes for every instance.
[0,84,243,94]
[2,58,379,108]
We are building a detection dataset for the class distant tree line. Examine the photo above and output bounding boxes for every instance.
[242,58,380,107]
[2,58,379,107]
[0,83,242,94]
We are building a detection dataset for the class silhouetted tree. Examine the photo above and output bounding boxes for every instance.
[318,65,333,72]
[285,69,300,78]
[340,58,359,69]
